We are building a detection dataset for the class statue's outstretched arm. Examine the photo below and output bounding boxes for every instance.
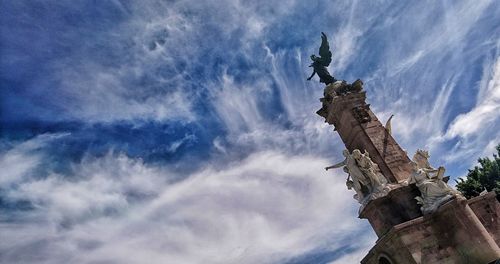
[325,159,346,171]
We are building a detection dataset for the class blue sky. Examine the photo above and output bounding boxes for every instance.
[1,1,499,263]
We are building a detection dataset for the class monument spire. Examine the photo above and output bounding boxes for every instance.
[310,33,500,263]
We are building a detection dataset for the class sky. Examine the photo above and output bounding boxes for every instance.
[1,1,499,263]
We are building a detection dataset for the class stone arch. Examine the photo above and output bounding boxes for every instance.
[378,253,394,264]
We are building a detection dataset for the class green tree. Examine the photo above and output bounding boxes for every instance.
[456,144,500,200]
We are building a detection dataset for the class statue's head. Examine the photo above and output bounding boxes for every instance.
[414,149,430,159]
[413,149,431,168]
[352,149,362,159]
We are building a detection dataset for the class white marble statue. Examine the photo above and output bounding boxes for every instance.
[409,149,462,214]
[354,149,388,191]
[326,149,369,202]
[326,149,389,203]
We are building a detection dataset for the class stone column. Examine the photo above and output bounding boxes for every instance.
[318,90,412,183]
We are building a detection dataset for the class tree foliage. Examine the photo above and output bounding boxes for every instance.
[456,144,500,200]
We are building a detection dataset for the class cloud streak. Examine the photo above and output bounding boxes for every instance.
[0,135,370,264]
[445,56,500,139]
[1,0,500,263]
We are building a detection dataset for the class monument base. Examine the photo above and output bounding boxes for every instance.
[361,194,500,264]
[359,185,422,237]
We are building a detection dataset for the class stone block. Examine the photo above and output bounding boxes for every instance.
[362,198,500,264]
[468,192,500,246]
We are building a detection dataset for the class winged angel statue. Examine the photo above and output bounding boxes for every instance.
[307,32,337,85]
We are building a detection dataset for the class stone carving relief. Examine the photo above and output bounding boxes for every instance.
[325,79,364,98]
[352,105,372,123]
[316,79,365,120]
[409,149,462,214]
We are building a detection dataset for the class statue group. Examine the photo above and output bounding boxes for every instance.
[409,149,462,214]
[326,149,390,204]
[326,148,462,214]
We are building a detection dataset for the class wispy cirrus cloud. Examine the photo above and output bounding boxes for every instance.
[0,135,369,264]
[0,133,69,186]
[1,0,500,263]
[445,56,500,139]
[435,54,500,168]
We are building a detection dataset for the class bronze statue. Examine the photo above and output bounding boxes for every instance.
[307,32,336,85]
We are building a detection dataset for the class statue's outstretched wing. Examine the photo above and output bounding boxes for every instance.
[319,32,332,66]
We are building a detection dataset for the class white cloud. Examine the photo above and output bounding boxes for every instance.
[445,57,500,138]
[211,73,265,134]
[42,0,301,123]
[3,1,500,263]
[167,134,196,153]
[0,136,373,263]
[327,239,375,264]
[330,0,364,72]
[0,133,69,186]
[426,53,500,167]
[55,47,196,123]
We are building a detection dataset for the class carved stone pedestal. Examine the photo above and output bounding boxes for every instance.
[359,185,422,237]
[361,196,500,264]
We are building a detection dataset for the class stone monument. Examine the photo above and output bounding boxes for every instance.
[310,33,500,263]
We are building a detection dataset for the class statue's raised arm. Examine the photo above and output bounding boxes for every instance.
[307,32,336,85]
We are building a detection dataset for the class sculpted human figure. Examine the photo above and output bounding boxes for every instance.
[325,149,369,202]
[307,32,337,85]
[409,150,461,214]
[354,150,387,191]
[412,149,435,172]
